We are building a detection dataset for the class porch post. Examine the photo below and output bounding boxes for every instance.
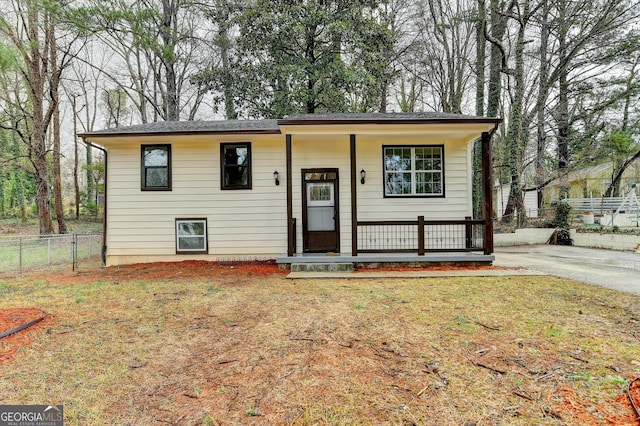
[350,134,358,256]
[482,131,494,254]
[286,134,294,256]
[418,215,425,255]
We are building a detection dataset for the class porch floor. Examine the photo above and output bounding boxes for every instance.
[276,251,494,267]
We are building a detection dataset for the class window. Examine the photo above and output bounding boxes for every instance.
[384,145,444,197]
[221,143,251,189]
[141,145,171,190]
[175,219,208,253]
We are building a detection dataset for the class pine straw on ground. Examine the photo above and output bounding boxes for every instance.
[1,261,639,425]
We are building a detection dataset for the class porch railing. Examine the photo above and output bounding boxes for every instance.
[356,216,487,254]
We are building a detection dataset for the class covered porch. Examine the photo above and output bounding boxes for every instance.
[277,114,499,268]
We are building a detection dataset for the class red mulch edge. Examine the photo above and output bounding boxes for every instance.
[0,308,50,364]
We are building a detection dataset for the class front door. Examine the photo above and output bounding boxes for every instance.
[302,169,339,253]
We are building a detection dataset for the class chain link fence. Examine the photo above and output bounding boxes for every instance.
[0,233,103,275]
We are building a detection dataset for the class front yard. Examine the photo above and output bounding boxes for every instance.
[1,261,639,425]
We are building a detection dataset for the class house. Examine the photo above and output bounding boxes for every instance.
[544,160,640,201]
[78,113,501,268]
[493,182,539,219]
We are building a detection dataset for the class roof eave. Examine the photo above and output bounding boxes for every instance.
[277,117,503,126]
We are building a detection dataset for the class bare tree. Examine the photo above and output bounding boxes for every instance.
[539,0,639,198]
[410,0,478,113]
[63,42,110,213]
[101,88,131,128]
[501,0,538,225]
[0,0,76,234]
[76,0,211,122]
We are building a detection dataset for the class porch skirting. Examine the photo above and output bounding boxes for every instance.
[276,252,494,269]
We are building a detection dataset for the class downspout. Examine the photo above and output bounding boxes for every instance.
[81,137,108,267]
[489,122,500,139]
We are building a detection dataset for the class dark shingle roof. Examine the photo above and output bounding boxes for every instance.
[78,119,280,137]
[79,113,501,138]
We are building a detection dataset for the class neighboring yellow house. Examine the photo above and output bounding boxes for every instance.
[79,113,501,267]
[545,160,640,201]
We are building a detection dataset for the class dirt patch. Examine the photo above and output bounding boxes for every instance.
[1,259,288,286]
[3,260,521,285]
[0,222,33,235]
[0,308,52,364]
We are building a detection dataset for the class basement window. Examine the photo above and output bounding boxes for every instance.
[175,219,208,254]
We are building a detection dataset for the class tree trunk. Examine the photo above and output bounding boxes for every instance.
[49,13,67,234]
[33,155,55,235]
[52,105,67,233]
[379,78,388,113]
[218,19,237,119]
[621,57,638,132]
[557,0,570,198]
[72,96,80,219]
[475,0,486,117]
[161,0,179,120]
[502,0,529,226]
[472,0,486,219]
[486,0,509,118]
[607,149,640,198]
[535,0,550,211]
[29,4,55,235]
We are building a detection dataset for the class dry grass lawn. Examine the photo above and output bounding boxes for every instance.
[1,261,640,425]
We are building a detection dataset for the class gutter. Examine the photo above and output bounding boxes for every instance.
[80,137,108,267]
[277,117,504,126]
[488,121,501,138]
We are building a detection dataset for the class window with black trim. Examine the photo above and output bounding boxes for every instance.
[141,144,171,190]
[384,145,444,197]
[221,143,251,189]
[175,218,208,253]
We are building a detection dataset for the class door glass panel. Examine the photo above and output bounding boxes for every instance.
[310,184,331,201]
[306,182,335,231]
[307,207,335,231]
[305,172,337,181]
[307,183,334,206]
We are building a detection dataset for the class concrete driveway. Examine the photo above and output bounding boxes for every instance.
[494,245,640,295]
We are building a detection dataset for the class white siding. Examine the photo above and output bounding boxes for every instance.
[105,136,287,263]
[355,135,472,221]
[102,131,475,264]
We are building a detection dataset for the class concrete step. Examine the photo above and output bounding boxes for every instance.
[290,262,354,273]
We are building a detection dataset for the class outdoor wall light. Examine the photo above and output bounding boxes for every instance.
[274,170,280,186]
[360,169,366,184]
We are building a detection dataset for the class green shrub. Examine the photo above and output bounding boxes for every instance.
[551,199,571,229]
